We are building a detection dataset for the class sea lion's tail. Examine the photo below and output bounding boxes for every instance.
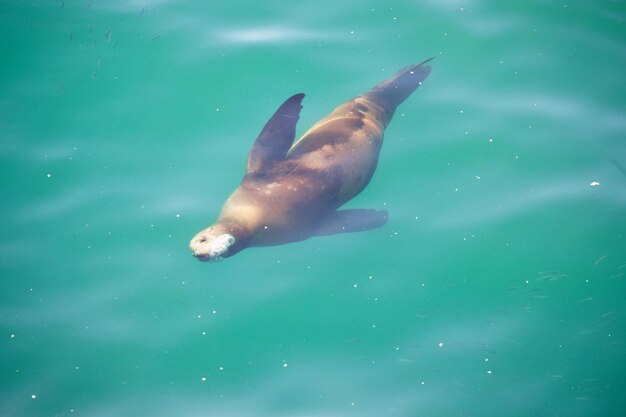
[366,57,433,120]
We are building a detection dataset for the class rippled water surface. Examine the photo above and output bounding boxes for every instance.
[2,1,625,416]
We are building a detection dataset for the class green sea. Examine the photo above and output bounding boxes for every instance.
[1,1,625,416]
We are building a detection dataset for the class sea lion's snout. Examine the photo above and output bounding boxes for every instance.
[189,232,236,262]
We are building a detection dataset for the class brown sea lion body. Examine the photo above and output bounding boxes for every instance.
[190,59,432,261]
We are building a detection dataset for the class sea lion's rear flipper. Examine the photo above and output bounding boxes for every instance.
[366,57,433,122]
[314,209,388,236]
[246,93,305,175]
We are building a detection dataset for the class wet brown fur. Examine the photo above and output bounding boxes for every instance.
[217,95,390,248]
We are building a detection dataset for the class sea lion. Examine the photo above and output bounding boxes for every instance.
[190,58,433,261]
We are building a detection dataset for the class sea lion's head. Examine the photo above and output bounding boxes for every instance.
[189,223,240,262]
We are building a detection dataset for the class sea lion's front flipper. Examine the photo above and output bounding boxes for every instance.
[246,93,305,175]
[314,209,389,236]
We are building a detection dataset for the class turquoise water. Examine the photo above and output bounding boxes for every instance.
[2,1,625,416]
